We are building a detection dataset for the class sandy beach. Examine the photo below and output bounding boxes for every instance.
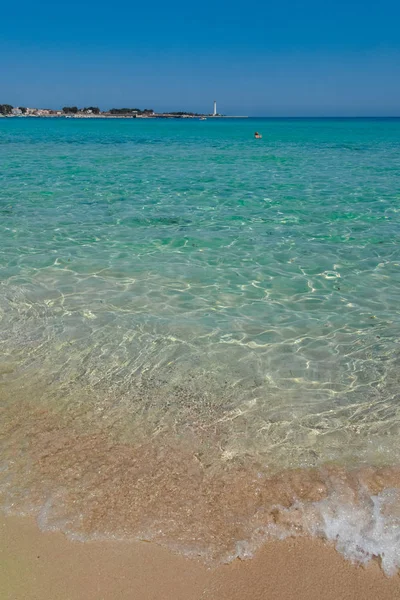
[1,513,399,600]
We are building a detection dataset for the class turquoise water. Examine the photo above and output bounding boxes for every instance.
[1,118,400,571]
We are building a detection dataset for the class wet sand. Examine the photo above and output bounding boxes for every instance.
[1,513,399,600]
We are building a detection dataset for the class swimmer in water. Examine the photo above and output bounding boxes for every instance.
[254,132,262,139]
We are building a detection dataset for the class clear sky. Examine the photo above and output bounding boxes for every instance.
[2,0,400,116]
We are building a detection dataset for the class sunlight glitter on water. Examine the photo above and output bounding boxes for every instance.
[1,117,400,572]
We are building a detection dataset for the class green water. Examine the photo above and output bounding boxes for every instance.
[1,117,400,569]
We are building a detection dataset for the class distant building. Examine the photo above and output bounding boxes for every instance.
[213,100,217,116]
[12,107,22,115]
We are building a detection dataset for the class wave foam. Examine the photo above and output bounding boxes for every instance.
[310,487,400,575]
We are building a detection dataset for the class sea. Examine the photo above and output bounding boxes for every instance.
[1,117,400,573]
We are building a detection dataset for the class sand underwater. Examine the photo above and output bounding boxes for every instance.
[1,117,400,594]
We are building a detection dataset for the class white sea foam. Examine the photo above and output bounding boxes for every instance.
[228,487,400,576]
[308,488,400,576]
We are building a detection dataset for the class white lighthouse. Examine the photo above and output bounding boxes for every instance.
[213,100,217,116]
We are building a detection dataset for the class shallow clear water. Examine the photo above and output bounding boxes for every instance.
[1,117,400,571]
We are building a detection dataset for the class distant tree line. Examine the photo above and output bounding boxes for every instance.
[61,107,153,115]
[1,104,203,117]
[168,111,201,116]
[0,105,26,114]
[82,106,100,114]
[109,108,140,115]
[0,104,13,114]
[62,107,78,114]
[61,106,100,114]
[109,108,154,115]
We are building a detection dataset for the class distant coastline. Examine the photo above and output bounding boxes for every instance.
[0,104,248,119]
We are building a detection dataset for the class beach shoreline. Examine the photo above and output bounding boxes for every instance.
[1,512,399,600]
[2,116,400,599]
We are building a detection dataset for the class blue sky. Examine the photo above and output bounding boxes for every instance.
[2,0,400,115]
